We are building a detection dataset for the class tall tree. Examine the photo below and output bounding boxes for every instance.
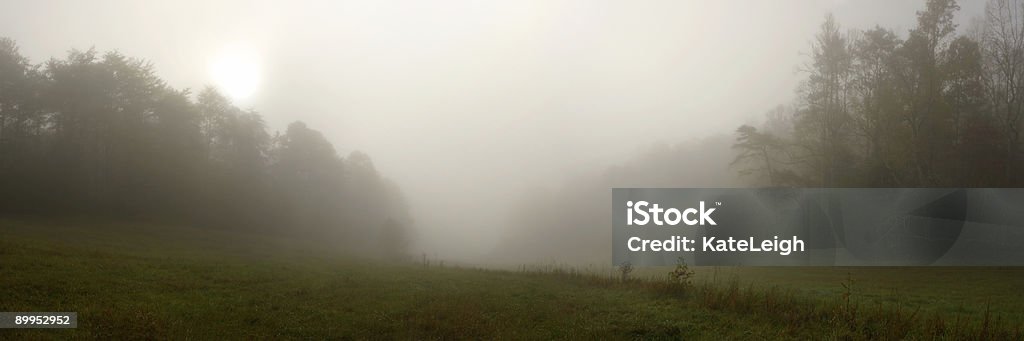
[982,0,1024,185]
[795,14,854,186]
[943,36,988,182]
[851,26,905,186]
[900,0,960,185]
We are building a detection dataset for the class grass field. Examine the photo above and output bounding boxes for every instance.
[2,218,1023,339]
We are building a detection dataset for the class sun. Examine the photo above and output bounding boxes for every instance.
[208,43,262,101]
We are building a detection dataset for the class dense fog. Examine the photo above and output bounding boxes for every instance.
[2,1,1007,264]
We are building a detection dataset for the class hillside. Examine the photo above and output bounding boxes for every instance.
[2,218,1022,339]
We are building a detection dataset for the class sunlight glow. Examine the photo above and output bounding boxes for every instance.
[208,43,261,100]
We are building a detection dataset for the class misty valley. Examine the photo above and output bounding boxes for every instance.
[3,0,1024,339]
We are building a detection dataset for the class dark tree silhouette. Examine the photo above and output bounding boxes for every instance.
[0,39,411,258]
[736,0,1024,188]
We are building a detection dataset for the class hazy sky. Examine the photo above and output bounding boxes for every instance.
[0,0,986,260]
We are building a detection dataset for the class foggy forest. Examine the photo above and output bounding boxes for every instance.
[2,0,1023,264]
[5,0,1024,339]
[0,42,412,259]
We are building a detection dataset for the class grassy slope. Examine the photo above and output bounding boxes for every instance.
[0,218,813,339]
[633,265,1024,324]
[2,218,1023,339]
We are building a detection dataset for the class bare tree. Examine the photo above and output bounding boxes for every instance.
[982,0,1024,184]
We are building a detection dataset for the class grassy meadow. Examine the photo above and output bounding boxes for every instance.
[2,218,1023,339]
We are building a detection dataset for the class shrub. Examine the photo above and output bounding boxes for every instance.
[618,261,634,282]
[667,257,695,287]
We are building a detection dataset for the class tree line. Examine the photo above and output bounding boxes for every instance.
[0,38,410,257]
[734,0,1024,188]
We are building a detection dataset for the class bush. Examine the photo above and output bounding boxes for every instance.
[618,261,634,282]
[667,257,694,287]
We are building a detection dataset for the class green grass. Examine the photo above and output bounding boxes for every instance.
[2,218,1023,339]
[633,265,1024,325]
